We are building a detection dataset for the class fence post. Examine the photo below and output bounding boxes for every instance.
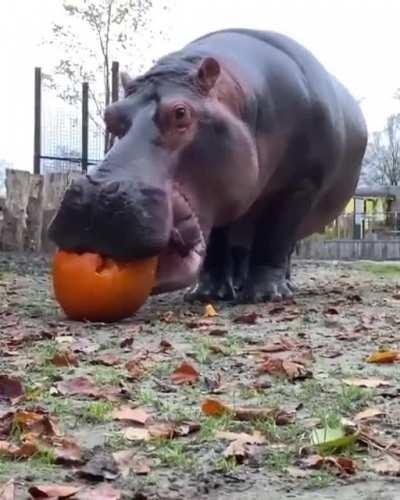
[81,82,89,173]
[33,67,42,175]
[109,61,120,149]
[111,61,119,103]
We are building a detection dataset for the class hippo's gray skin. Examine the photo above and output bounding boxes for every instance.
[49,29,367,303]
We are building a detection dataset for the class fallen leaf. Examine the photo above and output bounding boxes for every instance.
[172,420,201,437]
[208,328,228,337]
[159,339,173,352]
[0,375,24,402]
[90,352,121,366]
[302,454,356,475]
[216,430,265,444]
[28,484,80,498]
[259,358,312,381]
[53,437,82,465]
[223,440,259,463]
[234,405,292,424]
[186,318,215,329]
[204,304,218,317]
[201,399,293,424]
[323,307,339,315]
[112,406,151,425]
[201,398,232,417]
[370,456,400,476]
[113,449,152,478]
[0,411,15,438]
[0,479,14,500]
[268,305,286,315]
[57,376,101,398]
[367,351,400,363]
[311,425,358,453]
[170,361,200,385]
[354,407,385,423]
[78,452,119,481]
[13,409,60,437]
[123,427,151,441]
[233,311,260,324]
[343,377,392,388]
[76,484,121,500]
[0,439,39,459]
[124,360,145,379]
[51,350,79,367]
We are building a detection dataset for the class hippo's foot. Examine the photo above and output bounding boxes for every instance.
[184,270,236,303]
[238,264,294,303]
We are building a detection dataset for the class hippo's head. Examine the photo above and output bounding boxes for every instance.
[48,55,259,293]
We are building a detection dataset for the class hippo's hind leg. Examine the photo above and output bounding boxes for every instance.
[239,182,315,303]
[184,226,250,302]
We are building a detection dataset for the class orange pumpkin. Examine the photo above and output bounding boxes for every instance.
[52,250,158,322]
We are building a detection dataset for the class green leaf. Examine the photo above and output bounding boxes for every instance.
[311,425,358,453]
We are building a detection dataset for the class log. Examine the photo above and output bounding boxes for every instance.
[1,169,32,251]
[41,171,81,252]
[25,174,44,251]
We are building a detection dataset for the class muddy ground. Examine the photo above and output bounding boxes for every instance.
[0,253,399,500]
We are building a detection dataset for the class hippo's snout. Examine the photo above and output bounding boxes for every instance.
[49,176,173,260]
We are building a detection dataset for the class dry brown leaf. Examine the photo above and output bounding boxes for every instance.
[159,339,173,352]
[0,479,14,500]
[57,376,102,397]
[51,437,82,465]
[0,375,24,402]
[354,407,385,423]
[223,440,259,462]
[201,398,232,417]
[201,398,293,424]
[0,439,38,459]
[124,360,145,379]
[301,455,356,475]
[90,352,121,366]
[259,357,312,380]
[13,410,60,437]
[367,351,400,363]
[216,430,265,444]
[51,350,79,367]
[233,311,260,324]
[112,449,152,478]
[342,377,392,388]
[28,483,80,498]
[235,405,294,424]
[323,307,340,315]
[204,304,218,317]
[112,406,151,425]
[370,456,400,476]
[123,427,151,441]
[170,361,200,385]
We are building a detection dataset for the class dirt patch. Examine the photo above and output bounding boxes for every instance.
[0,254,399,499]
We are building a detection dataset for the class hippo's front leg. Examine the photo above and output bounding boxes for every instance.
[238,182,314,303]
[185,227,238,302]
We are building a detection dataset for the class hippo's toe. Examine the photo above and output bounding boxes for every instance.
[237,265,295,303]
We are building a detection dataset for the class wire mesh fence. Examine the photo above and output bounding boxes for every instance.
[34,63,120,175]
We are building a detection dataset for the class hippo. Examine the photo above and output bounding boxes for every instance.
[49,28,368,303]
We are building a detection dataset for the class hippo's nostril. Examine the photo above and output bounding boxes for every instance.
[102,181,120,195]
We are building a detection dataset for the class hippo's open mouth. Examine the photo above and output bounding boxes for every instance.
[152,187,207,294]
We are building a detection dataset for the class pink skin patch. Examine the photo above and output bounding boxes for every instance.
[151,187,207,294]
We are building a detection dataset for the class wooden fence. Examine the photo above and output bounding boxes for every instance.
[0,169,79,252]
[0,168,399,260]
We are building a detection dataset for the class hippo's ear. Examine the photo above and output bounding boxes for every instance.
[196,57,220,92]
[120,71,133,93]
